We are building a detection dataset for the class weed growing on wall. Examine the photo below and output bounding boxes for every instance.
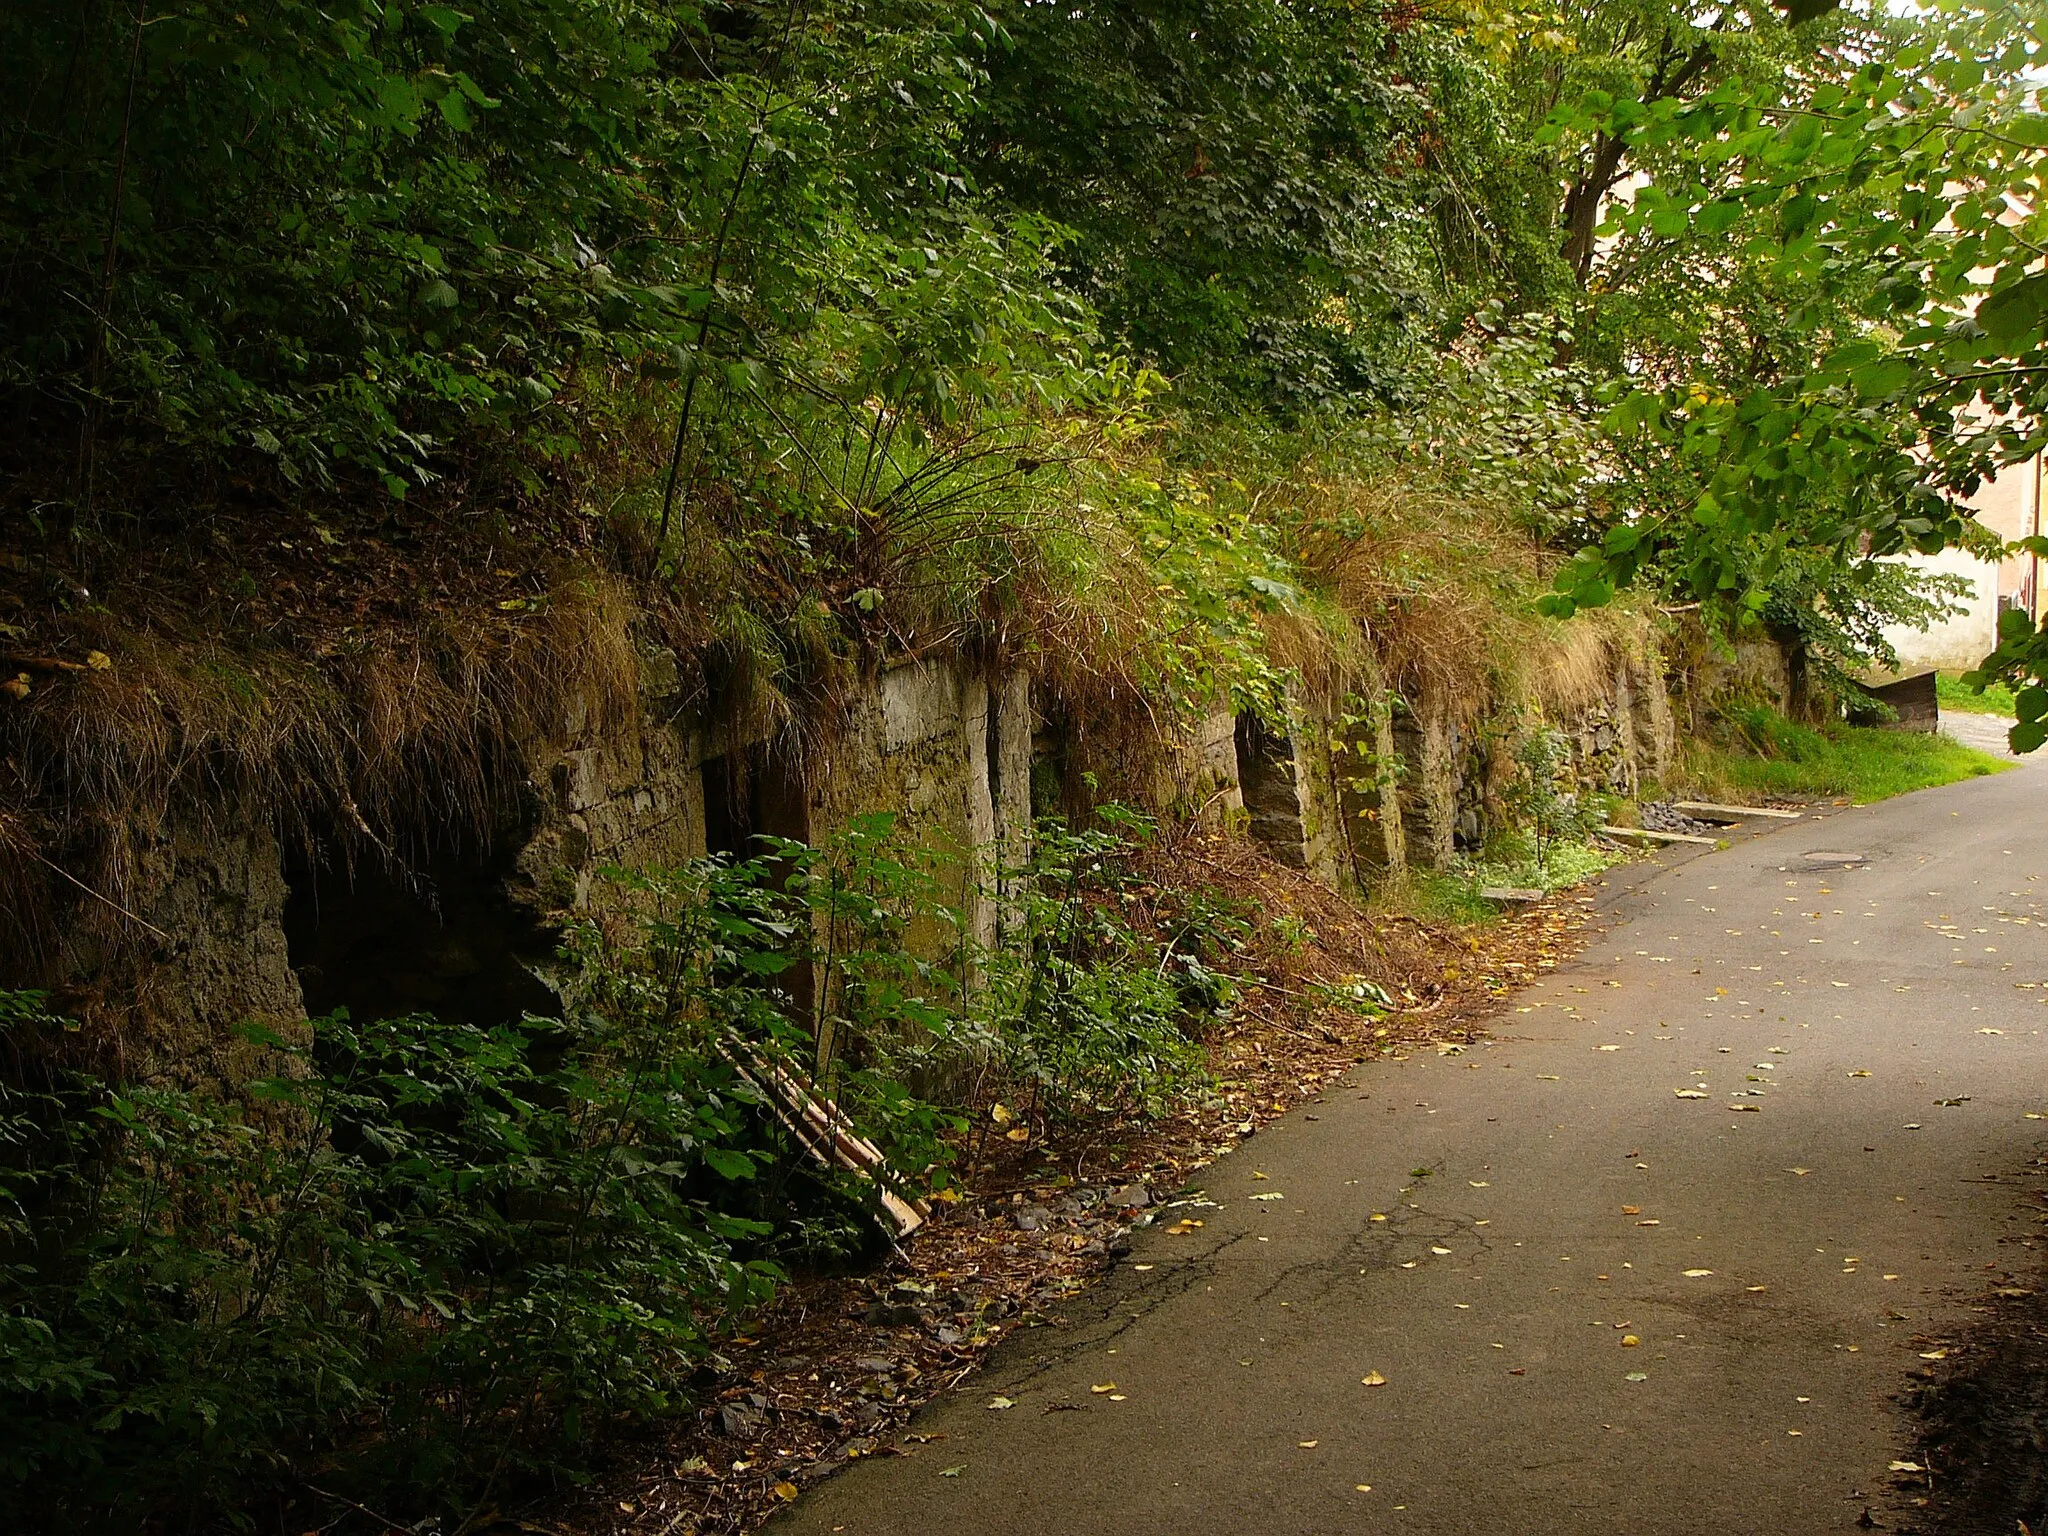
[1499,725,1599,876]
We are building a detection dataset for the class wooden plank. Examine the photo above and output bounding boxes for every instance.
[1480,887,1545,903]
[1848,669,1938,732]
[1598,824,1719,847]
[1670,801,1803,821]
[722,1039,931,1239]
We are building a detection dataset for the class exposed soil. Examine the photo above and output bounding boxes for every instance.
[536,836,1609,1536]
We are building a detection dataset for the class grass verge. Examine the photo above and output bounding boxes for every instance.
[1937,670,2020,717]
[1684,707,2011,805]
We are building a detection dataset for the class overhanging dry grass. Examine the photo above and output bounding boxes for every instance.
[0,567,643,996]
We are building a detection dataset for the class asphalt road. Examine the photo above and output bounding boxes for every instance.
[777,751,2048,1536]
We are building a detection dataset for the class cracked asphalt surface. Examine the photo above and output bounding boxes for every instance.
[775,753,2047,1535]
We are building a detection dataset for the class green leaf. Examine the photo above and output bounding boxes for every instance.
[701,1146,756,1181]
[417,5,468,38]
[1849,359,1912,399]
[1977,274,2048,346]
[1696,199,1744,236]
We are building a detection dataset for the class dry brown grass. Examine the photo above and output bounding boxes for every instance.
[1277,467,1668,740]
[1525,606,1660,718]
[1285,474,1538,715]
[0,566,643,993]
[1009,501,1196,817]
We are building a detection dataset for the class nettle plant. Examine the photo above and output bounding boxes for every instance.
[0,968,788,1528]
[1498,723,1599,877]
[973,808,1216,1132]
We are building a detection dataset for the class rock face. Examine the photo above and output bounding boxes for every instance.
[49,649,1037,1083]
[1233,702,1342,887]
[119,816,308,1082]
[43,623,1766,1079]
[1234,632,1688,881]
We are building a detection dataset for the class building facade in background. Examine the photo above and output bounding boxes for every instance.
[1880,453,2042,674]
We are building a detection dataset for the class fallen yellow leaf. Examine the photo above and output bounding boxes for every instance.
[1091,1382,1116,1394]
[1360,1371,1387,1387]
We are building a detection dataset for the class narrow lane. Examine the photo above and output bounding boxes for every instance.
[778,759,2048,1535]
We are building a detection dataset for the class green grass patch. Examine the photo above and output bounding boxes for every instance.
[1385,839,1622,926]
[1686,707,2011,805]
[1937,670,2019,717]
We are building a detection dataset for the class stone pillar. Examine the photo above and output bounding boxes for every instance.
[1331,686,1406,885]
[1416,697,1459,870]
[1629,642,1676,784]
[1233,696,1344,888]
[964,668,1033,950]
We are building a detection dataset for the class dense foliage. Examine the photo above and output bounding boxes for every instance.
[16,0,2030,701]
[11,0,2048,1522]
[0,811,1232,1527]
[1533,2,2048,735]
[0,875,801,1526]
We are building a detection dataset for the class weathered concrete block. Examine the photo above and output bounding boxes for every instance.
[1234,697,1344,887]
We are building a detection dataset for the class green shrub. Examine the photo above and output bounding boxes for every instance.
[0,857,833,1528]
[0,811,1237,1527]
[975,812,1213,1125]
[1497,725,1599,876]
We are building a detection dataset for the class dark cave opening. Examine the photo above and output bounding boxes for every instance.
[283,836,560,1029]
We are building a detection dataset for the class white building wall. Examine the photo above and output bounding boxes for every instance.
[1877,454,2040,676]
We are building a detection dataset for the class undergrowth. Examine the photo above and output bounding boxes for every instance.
[0,810,1232,1531]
